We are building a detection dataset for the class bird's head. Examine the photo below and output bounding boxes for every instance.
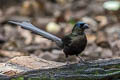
[72,22,89,33]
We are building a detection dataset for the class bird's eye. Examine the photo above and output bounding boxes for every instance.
[80,24,84,27]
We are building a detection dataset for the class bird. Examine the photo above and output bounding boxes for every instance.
[8,21,89,63]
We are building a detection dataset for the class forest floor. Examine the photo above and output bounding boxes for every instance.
[0,0,120,64]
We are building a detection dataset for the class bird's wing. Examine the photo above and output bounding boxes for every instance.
[8,21,63,48]
[62,35,72,47]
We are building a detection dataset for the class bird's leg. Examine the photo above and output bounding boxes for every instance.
[65,54,70,65]
[78,56,85,62]
[77,56,87,64]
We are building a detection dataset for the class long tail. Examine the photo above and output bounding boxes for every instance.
[8,21,63,48]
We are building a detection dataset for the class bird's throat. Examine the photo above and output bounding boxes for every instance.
[72,30,84,36]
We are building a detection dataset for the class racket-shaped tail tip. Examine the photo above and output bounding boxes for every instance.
[8,21,15,23]
[8,21,22,26]
[8,21,18,24]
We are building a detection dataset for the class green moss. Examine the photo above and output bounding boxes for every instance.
[28,77,41,80]
[95,71,99,75]
[104,65,120,69]
[11,77,24,80]
[11,79,16,80]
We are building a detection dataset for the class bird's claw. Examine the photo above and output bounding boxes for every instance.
[66,61,71,65]
[78,56,89,64]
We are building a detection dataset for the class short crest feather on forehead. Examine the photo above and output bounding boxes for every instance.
[72,21,88,32]
[75,22,85,27]
[75,22,85,26]
[72,22,84,32]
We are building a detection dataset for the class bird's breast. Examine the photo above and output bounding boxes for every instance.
[63,35,87,55]
[71,35,87,47]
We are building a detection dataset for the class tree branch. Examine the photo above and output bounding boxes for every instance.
[6,58,120,80]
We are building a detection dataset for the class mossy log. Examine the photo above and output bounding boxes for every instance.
[1,59,120,80]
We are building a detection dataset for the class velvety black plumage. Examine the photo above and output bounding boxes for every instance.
[62,22,88,58]
[8,21,89,62]
[62,32,87,58]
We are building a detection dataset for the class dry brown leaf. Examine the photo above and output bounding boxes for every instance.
[95,16,108,29]
[3,70,17,76]
[95,31,110,48]
[86,34,96,44]
[8,56,65,69]
[0,50,24,58]
[17,27,33,45]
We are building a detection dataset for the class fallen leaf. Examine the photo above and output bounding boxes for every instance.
[0,50,24,58]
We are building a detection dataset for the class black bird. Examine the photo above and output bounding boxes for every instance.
[8,21,89,63]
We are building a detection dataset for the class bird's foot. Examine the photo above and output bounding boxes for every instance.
[79,58,87,64]
[66,61,71,65]
[78,56,88,64]
[79,58,92,64]
[65,57,71,65]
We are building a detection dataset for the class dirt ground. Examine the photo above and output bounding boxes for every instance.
[0,0,120,63]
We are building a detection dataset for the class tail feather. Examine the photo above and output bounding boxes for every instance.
[8,21,63,48]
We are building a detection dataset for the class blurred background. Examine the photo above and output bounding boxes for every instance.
[0,0,120,62]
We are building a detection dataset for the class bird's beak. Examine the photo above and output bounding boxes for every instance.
[83,24,89,29]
